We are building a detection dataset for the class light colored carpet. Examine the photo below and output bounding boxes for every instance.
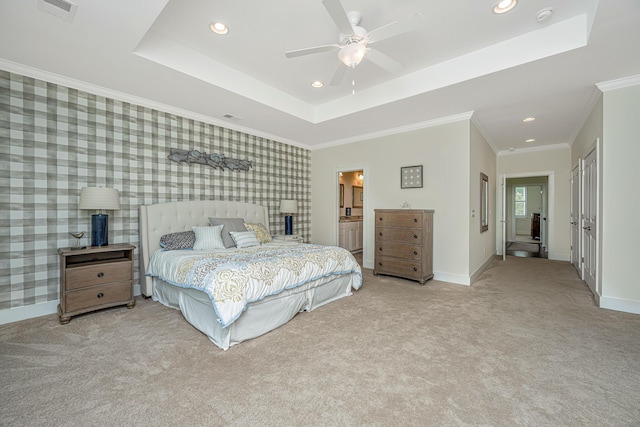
[2,257,640,426]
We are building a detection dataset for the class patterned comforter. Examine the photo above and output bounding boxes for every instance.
[146,243,362,327]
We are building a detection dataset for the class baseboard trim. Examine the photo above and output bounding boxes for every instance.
[599,296,640,315]
[470,254,497,284]
[0,286,143,325]
[0,301,59,325]
[434,272,471,286]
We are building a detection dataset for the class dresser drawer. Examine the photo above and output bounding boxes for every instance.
[65,261,132,290]
[375,242,422,260]
[376,227,423,243]
[374,256,423,281]
[65,281,132,313]
[375,212,424,228]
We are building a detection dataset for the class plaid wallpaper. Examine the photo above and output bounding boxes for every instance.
[0,70,311,310]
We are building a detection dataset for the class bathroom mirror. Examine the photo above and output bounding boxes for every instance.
[353,186,363,208]
[480,173,489,232]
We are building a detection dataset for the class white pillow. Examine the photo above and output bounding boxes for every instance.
[229,231,260,248]
[192,225,225,250]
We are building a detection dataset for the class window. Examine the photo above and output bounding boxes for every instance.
[515,186,527,217]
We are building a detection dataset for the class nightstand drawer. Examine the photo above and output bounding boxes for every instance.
[66,261,132,290]
[65,281,132,313]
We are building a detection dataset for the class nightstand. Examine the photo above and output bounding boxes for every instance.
[272,234,304,244]
[58,244,136,324]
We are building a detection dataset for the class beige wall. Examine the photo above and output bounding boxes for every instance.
[469,121,497,278]
[312,120,474,284]
[571,83,640,314]
[497,146,571,261]
[601,84,640,306]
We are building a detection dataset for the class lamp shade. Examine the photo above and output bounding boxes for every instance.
[279,200,298,214]
[79,187,120,211]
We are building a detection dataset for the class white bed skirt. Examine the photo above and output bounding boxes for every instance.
[153,273,357,350]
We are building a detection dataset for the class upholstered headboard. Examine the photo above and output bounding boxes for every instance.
[138,200,270,297]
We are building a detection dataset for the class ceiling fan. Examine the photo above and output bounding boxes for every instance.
[285,0,424,86]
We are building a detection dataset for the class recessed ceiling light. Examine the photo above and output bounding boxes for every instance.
[525,138,536,143]
[493,0,517,14]
[311,81,324,88]
[210,21,228,35]
[522,117,536,122]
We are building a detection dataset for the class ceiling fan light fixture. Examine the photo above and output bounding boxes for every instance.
[209,21,228,35]
[493,0,517,14]
[338,43,367,68]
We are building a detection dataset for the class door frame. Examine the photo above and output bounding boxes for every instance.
[498,171,554,258]
[570,162,581,274]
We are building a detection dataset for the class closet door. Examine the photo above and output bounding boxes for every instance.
[582,148,597,294]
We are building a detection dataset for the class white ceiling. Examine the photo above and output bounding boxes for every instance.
[1,0,639,153]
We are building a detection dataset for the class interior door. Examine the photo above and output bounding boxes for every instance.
[582,149,597,293]
[570,164,581,273]
[501,174,506,261]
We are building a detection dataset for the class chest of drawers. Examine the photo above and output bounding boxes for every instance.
[373,209,434,285]
[58,244,136,324]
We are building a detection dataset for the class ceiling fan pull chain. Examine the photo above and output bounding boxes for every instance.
[352,67,356,95]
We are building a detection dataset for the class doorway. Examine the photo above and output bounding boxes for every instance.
[499,173,552,259]
[337,170,364,257]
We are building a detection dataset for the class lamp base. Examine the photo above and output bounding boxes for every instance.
[91,213,109,247]
[284,215,293,235]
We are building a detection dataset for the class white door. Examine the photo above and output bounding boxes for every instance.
[501,175,507,261]
[570,164,581,273]
[582,149,597,293]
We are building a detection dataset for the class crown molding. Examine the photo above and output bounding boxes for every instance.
[312,111,475,150]
[596,74,640,92]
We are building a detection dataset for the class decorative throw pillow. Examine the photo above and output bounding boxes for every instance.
[229,231,260,248]
[192,225,225,251]
[244,222,272,243]
[208,217,247,248]
[159,231,196,251]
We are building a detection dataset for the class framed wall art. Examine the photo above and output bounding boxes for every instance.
[401,165,423,189]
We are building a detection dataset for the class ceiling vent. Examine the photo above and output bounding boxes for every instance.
[37,0,77,22]
[222,114,242,121]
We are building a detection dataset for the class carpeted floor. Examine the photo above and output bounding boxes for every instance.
[1,256,639,426]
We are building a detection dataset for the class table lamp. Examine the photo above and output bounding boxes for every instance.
[279,200,298,235]
[79,187,120,247]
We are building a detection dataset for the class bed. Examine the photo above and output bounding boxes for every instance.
[138,200,362,350]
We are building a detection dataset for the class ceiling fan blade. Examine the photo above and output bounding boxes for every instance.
[329,62,347,86]
[365,49,403,74]
[366,13,424,43]
[285,44,341,58]
[322,0,354,35]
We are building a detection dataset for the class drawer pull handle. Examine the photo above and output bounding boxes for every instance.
[414,218,418,222]
[413,235,418,239]
[414,251,418,255]
[379,247,382,251]
[379,217,383,221]
[379,232,383,236]
[97,272,104,278]
[97,292,104,298]
[413,267,417,272]
[378,262,382,266]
